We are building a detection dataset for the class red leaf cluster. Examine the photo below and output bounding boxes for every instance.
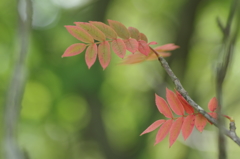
[140,88,218,147]
[63,20,178,69]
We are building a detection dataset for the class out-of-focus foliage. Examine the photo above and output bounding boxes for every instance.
[1,0,240,159]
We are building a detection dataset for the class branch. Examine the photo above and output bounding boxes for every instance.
[3,0,32,159]
[150,47,240,146]
[215,0,240,157]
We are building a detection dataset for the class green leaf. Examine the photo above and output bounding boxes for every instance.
[65,25,94,43]
[128,27,140,40]
[90,21,118,39]
[108,19,130,39]
[75,22,106,41]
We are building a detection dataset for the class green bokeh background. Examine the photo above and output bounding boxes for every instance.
[1,0,240,159]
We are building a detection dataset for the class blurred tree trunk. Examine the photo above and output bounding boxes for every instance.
[3,0,32,159]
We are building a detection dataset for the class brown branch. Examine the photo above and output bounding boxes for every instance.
[150,47,240,146]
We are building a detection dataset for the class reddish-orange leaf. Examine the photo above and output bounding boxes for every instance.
[169,117,184,147]
[195,114,208,132]
[154,43,179,52]
[75,22,106,41]
[119,52,147,64]
[147,52,171,59]
[62,43,86,57]
[155,94,173,118]
[166,88,184,116]
[108,20,130,39]
[139,33,148,42]
[148,41,158,45]
[155,119,173,145]
[128,27,140,40]
[123,39,139,53]
[85,43,97,69]
[120,51,171,65]
[65,25,94,43]
[90,21,118,39]
[175,91,194,114]
[138,40,151,55]
[111,39,126,58]
[98,41,111,70]
[182,115,195,140]
[208,97,218,112]
[140,119,165,136]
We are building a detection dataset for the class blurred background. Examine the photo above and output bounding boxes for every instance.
[1,0,240,159]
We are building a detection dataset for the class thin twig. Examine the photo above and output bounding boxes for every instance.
[150,47,240,146]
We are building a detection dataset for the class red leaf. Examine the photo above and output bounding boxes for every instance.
[85,43,97,69]
[155,94,173,118]
[62,43,86,57]
[119,52,147,64]
[65,26,94,43]
[195,114,208,132]
[98,41,111,70]
[148,41,158,45]
[111,39,126,58]
[182,115,195,140]
[166,88,184,116]
[128,27,140,40]
[123,39,139,53]
[139,33,148,42]
[90,21,118,39]
[154,43,179,52]
[138,40,151,55]
[145,52,171,60]
[108,20,130,39]
[75,22,106,41]
[155,119,173,145]
[169,117,184,147]
[140,119,165,136]
[175,91,194,114]
[208,97,218,112]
